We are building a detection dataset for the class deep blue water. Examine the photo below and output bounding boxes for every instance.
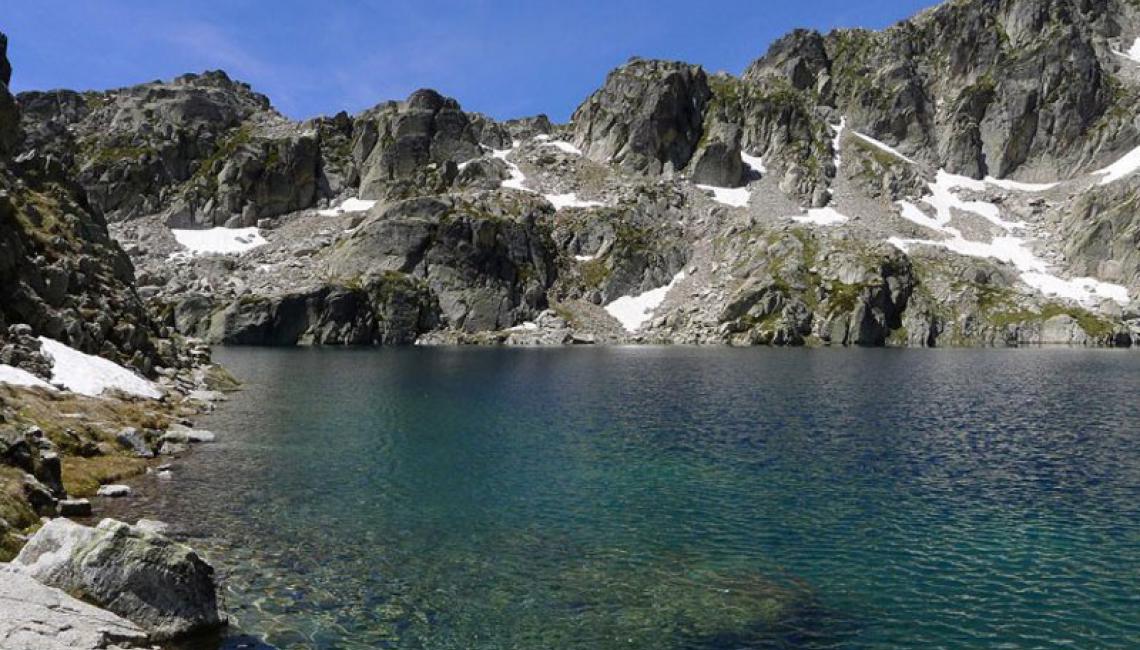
[111,347,1140,649]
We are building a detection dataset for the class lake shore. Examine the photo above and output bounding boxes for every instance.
[0,351,240,649]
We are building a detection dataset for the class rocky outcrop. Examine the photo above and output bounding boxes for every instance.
[11,518,225,641]
[328,194,559,331]
[741,0,1140,181]
[353,89,484,201]
[572,58,711,176]
[0,31,173,373]
[0,33,19,159]
[0,569,149,650]
[195,274,440,345]
[17,71,321,227]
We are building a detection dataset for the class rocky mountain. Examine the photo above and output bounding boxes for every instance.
[11,0,1140,348]
[0,31,188,375]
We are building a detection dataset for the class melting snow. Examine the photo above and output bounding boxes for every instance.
[831,117,847,171]
[0,365,54,390]
[605,271,686,332]
[37,337,163,399]
[983,177,1057,192]
[851,131,917,165]
[741,152,767,175]
[574,254,597,262]
[317,197,377,217]
[543,140,583,156]
[171,227,266,256]
[492,144,533,192]
[790,207,850,226]
[506,322,539,332]
[1112,37,1140,63]
[1093,143,1140,185]
[917,171,1024,230]
[697,185,751,208]
[890,169,1131,308]
[544,193,606,210]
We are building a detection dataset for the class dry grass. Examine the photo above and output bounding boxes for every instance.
[0,466,40,561]
[61,455,151,497]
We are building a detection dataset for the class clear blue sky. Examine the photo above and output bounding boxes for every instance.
[1,0,940,122]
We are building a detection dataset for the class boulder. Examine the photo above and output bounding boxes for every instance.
[0,569,149,650]
[11,518,225,641]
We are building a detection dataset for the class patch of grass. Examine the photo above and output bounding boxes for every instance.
[61,455,149,498]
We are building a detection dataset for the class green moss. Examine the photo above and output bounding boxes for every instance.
[579,259,611,289]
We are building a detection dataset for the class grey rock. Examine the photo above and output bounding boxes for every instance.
[0,569,149,650]
[96,485,131,498]
[11,518,225,641]
[572,58,711,176]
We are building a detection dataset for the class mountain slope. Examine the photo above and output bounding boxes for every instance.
[10,0,1140,347]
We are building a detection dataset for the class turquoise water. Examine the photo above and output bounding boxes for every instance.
[112,348,1140,649]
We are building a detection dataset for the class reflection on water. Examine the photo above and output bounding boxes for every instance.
[104,347,1140,649]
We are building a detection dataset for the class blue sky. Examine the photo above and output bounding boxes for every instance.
[2,0,940,122]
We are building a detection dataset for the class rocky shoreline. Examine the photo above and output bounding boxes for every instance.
[0,338,240,649]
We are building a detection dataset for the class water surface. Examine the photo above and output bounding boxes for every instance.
[107,347,1140,649]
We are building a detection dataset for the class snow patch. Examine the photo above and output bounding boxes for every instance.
[492,144,533,192]
[891,169,1130,308]
[0,365,54,390]
[574,254,597,262]
[604,271,686,332]
[1112,37,1140,63]
[1093,143,1140,186]
[543,140,583,156]
[741,152,767,175]
[921,171,1024,230]
[790,207,849,226]
[506,322,539,332]
[892,232,1130,307]
[317,197,377,217]
[37,337,163,399]
[831,117,847,171]
[544,193,605,210]
[697,185,751,208]
[983,177,1057,192]
[851,131,917,165]
[171,227,266,256]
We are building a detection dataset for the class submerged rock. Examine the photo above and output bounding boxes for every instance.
[11,518,225,641]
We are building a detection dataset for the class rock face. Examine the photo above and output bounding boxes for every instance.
[0,33,19,159]
[11,1,1140,349]
[0,569,149,650]
[11,518,225,641]
[328,194,558,332]
[572,58,711,176]
[205,274,440,345]
[0,30,177,373]
[354,89,484,200]
[17,71,319,227]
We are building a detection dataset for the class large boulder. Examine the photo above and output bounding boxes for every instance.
[0,569,149,650]
[11,518,225,641]
[571,58,711,176]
